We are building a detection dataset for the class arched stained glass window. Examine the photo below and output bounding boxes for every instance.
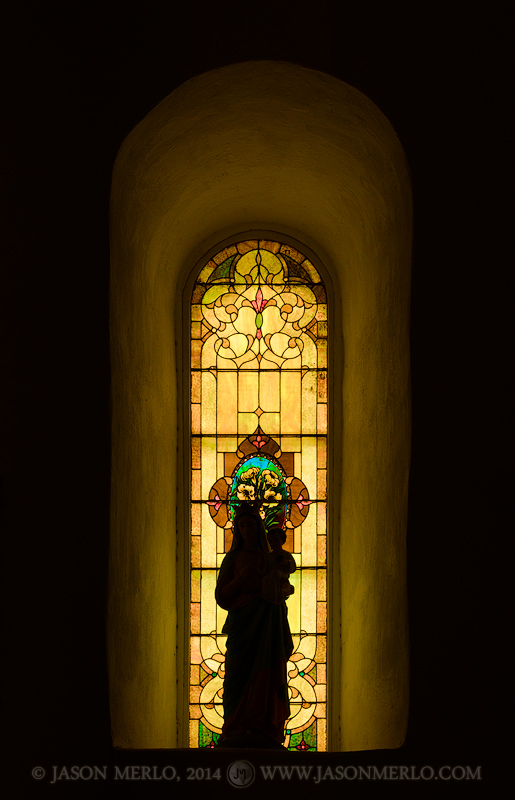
[189,238,328,751]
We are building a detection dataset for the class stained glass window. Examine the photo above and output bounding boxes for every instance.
[189,239,328,751]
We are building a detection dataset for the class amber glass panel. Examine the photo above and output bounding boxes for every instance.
[190,240,328,751]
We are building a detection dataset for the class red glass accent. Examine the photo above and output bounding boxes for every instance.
[295,494,312,510]
[251,287,267,313]
[206,494,223,511]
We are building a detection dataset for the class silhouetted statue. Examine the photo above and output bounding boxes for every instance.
[215,505,296,748]
[261,526,296,604]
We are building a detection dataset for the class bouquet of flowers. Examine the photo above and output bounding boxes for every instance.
[230,456,288,530]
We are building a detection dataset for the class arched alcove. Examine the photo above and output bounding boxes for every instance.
[108,60,412,751]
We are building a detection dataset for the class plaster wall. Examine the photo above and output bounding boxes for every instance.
[109,61,411,750]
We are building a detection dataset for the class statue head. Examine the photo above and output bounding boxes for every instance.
[230,502,270,553]
[266,526,286,550]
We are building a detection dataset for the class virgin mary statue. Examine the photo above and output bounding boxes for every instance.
[215,503,294,748]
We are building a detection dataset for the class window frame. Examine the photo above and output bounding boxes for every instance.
[177,230,341,749]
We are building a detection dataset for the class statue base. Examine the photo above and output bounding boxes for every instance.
[216,731,288,750]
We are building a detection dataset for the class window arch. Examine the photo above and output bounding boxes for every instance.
[108,61,411,752]
[189,237,329,750]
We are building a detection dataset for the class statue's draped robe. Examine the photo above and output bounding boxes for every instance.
[216,550,294,743]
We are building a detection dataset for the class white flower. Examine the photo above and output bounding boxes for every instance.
[240,466,260,483]
[262,469,280,487]
[236,484,255,501]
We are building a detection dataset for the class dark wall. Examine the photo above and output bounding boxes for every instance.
[2,1,498,787]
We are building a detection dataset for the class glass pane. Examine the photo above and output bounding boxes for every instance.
[190,240,328,750]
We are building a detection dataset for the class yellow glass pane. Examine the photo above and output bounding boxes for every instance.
[284,354,302,370]
[191,371,201,402]
[191,340,201,368]
[216,604,228,636]
[317,403,327,433]
[300,333,317,367]
[201,372,216,433]
[317,437,326,468]
[197,259,216,280]
[213,245,237,265]
[238,412,258,434]
[217,436,237,452]
[191,636,202,664]
[317,664,326,684]
[300,259,322,283]
[281,436,301,452]
[192,470,201,500]
[258,355,279,370]
[191,569,201,602]
[192,438,200,469]
[190,684,201,703]
[200,635,221,661]
[201,437,216,500]
[259,411,280,434]
[237,239,258,255]
[302,437,317,498]
[294,285,316,306]
[192,503,201,534]
[191,304,203,321]
[301,370,317,433]
[217,371,237,433]
[315,635,326,664]
[318,718,327,750]
[191,320,202,339]
[201,334,217,369]
[238,370,259,412]
[191,664,199,686]
[317,503,326,535]
[301,570,317,634]
[259,370,280,412]
[190,704,202,720]
[293,526,302,561]
[261,350,283,368]
[317,339,327,368]
[189,719,199,748]
[191,404,200,434]
[316,303,327,321]
[259,239,281,254]
[279,243,303,262]
[281,371,301,433]
[191,535,200,567]
[288,701,315,732]
[191,603,200,634]
[317,371,327,402]
[317,535,326,566]
[317,602,327,633]
[233,351,259,369]
[287,571,301,634]
[201,571,217,634]
[301,502,317,567]
[317,469,327,500]
[315,681,326,701]
[317,569,326,601]
[201,505,216,568]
